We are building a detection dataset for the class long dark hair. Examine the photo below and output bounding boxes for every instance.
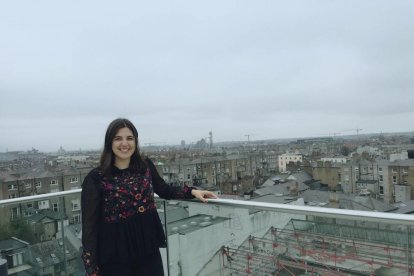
[100,118,147,177]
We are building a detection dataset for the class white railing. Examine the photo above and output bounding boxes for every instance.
[1,190,414,226]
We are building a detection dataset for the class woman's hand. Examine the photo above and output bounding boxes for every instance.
[191,189,218,203]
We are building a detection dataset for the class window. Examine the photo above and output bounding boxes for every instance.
[38,200,50,210]
[379,175,383,182]
[73,214,81,224]
[378,167,383,172]
[403,168,408,174]
[25,182,32,189]
[50,188,59,193]
[10,207,20,220]
[392,175,397,184]
[392,168,398,173]
[8,194,17,199]
[50,179,58,185]
[8,184,17,190]
[379,186,384,195]
[69,177,79,183]
[35,181,42,188]
[52,203,59,212]
[72,199,80,211]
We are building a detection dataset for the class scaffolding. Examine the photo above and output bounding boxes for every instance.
[217,219,414,276]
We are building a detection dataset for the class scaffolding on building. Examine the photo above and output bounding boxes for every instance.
[215,219,414,275]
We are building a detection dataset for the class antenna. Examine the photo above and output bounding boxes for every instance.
[244,134,253,143]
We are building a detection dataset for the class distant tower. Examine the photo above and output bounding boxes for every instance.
[209,131,213,149]
[181,140,186,148]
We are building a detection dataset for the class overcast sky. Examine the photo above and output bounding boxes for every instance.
[1,1,414,152]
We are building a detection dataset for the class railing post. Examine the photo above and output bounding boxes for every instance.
[59,196,68,276]
[408,225,413,276]
[163,200,170,276]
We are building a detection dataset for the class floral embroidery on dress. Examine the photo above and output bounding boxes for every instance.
[82,251,100,276]
[101,167,157,223]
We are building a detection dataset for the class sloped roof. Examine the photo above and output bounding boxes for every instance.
[302,190,397,212]
[254,181,309,196]
[30,238,78,268]
[393,200,414,214]
[287,171,312,183]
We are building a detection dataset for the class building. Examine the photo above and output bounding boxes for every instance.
[278,153,303,173]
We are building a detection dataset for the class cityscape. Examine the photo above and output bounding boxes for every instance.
[1,0,414,275]
[1,130,414,275]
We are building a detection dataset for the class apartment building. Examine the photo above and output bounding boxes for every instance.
[320,156,347,164]
[278,153,303,173]
[154,152,277,192]
[0,165,93,227]
[339,159,414,203]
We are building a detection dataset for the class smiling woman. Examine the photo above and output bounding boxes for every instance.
[111,127,136,168]
[81,118,217,276]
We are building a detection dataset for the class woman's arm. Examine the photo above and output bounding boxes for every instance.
[81,170,101,276]
[147,158,217,201]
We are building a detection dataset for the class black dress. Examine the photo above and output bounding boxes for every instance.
[81,158,195,275]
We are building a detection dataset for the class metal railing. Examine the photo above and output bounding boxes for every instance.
[1,190,414,225]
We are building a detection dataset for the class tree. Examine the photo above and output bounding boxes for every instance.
[340,146,351,156]
[0,223,11,240]
[0,219,36,243]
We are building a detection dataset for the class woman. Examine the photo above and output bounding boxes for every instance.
[81,118,217,275]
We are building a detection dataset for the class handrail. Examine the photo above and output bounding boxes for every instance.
[206,198,414,226]
[0,189,82,205]
[1,190,414,226]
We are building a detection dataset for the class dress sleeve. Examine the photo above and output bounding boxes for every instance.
[147,158,195,200]
[81,169,101,275]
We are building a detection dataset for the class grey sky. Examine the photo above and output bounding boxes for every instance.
[1,1,414,152]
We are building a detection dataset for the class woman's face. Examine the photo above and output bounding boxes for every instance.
[112,127,136,164]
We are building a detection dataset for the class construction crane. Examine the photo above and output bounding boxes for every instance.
[344,128,363,136]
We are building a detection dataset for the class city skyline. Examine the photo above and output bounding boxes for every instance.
[1,1,414,152]
[1,129,413,154]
